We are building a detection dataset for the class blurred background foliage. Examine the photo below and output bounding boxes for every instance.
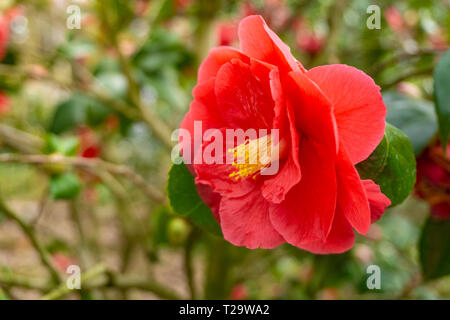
[0,0,448,300]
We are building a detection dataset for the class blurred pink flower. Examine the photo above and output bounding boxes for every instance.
[297,32,324,56]
[0,92,10,115]
[217,22,237,46]
[0,14,10,61]
[385,6,406,32]
[230,284,248,300]
[77,126,102,159]
[51,253,76,272]
[416,141,450,220]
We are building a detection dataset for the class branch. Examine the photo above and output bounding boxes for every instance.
[311,0,348,66]
[380,66,434,90]
[370,47,448,76]
[106,273,181,300]
[40,263,182,300]
[0,153,166,204]
[0,272,51,291]
[0,124,44,153]
[0,197,62,284]
[184,228,198,299]
[41,263,108,300]
[97,1,173,151]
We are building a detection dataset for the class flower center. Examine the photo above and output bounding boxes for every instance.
[228,134,287,181]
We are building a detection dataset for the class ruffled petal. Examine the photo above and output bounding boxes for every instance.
[238,15,306,74]
[261,102,301,203]
[307,64,386,164]
[361,180,391,223]
[215,59,275,129]
[295,209,355,254]
[269,138,337,244]
[286,71,339,158]
[196,183,222,222]
[336,146,371,235]
[179,78,226,163]
[198,46,250,84]
[219,188,285,249]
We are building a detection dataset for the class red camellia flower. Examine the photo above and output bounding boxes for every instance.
[385,6,406,33]
[0,13,9,61]
[416,141,450,220]
[217,22,237,46]
[180,15,391,254]
[0,92,10,115]
[77,126,102,159]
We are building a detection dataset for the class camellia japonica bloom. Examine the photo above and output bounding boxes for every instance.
[180,15,391,254]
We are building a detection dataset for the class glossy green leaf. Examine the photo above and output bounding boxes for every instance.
[419,217,450,280]
[383,92,437,154]
[357,123,416,207]
[49,173,82,200]
[434,50,450,147]
[167,161,221,236]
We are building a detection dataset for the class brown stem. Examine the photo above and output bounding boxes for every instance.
[0,197,61,285]
[0,153,166,204]
[380,67,434,90]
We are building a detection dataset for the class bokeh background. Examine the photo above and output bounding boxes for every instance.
[0,0,449,300]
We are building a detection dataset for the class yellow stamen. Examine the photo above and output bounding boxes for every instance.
[228,134,285,181]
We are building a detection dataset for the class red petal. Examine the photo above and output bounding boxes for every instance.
[194,128,257,198]
[238,15,306,74]
[286,71,339,158]
[261,102,301,203]
[219,189,285,249]
[269,138,337,244]
[307,64,386,164]
[196,183,222,222]
[336,146,371,235]
[198,46,250,84]
[295,209,355,254]
[361,180,391,223]
[215,59,274,129]
[179,78,226,162]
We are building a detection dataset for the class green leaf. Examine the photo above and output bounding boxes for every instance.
[45,135,79,156]
[419,217,450,280]
[95,72,128,99]
[167,161,221,236]
[434,50,450,147]
[49,94,111,134]
[49,95,87,134]
[383,92,437,154]
[49,173,82,200]
[357,123,416,207]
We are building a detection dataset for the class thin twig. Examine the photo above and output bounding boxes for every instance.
[97,1,173,150]
[41,263,108,300]
[0,272,51,291]
[370,47,448,76]
[0,153,166,204]
[184,228,198,299]
[0,197,61,284]
[39,263,182,300]
[380,67,435,90]
[0,124,44,154]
